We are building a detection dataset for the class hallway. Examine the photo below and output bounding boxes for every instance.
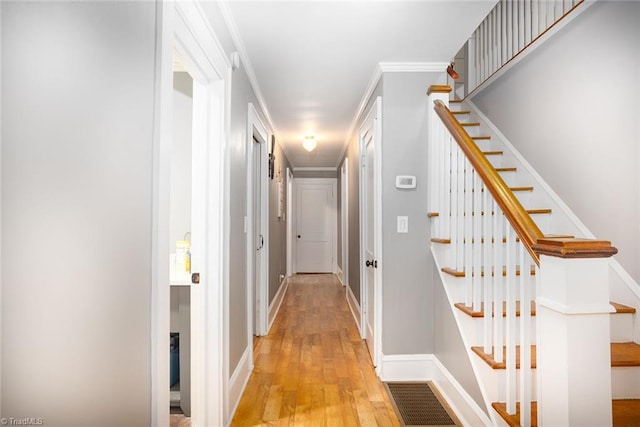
[231,274,401,426]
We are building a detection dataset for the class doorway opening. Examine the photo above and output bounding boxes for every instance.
[246,104,269,339]
[153,3,229,426]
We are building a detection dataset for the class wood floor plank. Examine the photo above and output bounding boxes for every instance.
[230,274,401,426]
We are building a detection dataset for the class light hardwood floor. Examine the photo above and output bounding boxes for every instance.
[231,273,401,426]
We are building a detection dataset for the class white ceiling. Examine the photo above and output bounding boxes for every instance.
[217,1,497,168]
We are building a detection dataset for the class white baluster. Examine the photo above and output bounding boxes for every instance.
[519,243,532,427]
[443,130,451,240]
[483,184,493,354]
[456,145,465,273]
[505,224,517,414]
[494,209,504,364]
[472,171,482,312]
[464,159,473,306]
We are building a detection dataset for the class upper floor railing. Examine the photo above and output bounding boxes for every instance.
[457,0,588,97]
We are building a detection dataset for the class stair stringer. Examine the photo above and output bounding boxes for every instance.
[464,98,640,343]
[432,242,504,426]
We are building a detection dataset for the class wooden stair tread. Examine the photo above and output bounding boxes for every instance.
[610,342,640,367]
[492,401,537,427]
[455,301,536,318]
[473,342,640,370]
[442,265,536,278]
[496,167,517,172]
[492,400,640,427]
[472,135,491,140]
[611,302,637,314]
[455,301,632,318]
[461,122,480,127]
[483,150,503,155]
[613,399,640,426]
[427,208,552,219]
[449,99,463,103]
[452,110,470,115]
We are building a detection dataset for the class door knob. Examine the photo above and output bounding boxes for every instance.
[365,260,373,267]
[297,235,301,239]
[191,272,200,284]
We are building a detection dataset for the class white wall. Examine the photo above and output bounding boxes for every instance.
[170,72,193,250]
[2,2,156,425]
[472,1,640,283]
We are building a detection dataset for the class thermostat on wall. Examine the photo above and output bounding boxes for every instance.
[395,175,416,189]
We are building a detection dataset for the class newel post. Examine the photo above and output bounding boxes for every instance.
[533,238,618,426]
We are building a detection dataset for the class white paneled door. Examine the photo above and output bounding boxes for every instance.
[295,180,335,273]
[360,97,381,368]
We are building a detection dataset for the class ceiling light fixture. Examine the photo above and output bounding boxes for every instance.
[302,135,317,152]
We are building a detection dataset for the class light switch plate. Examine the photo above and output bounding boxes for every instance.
[397,216,408,233]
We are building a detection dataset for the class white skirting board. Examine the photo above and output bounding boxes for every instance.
[226,346,251,426]
[379,354,492,427]
[336,268,345,286]
[267,276,289,332]
[346,284,361,332]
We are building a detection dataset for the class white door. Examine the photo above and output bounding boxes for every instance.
[340,161,349,286]
[360,98,381,366]
[252,134,264,334]
[296,181,335,273]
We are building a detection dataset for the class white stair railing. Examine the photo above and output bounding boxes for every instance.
[427,85,618,426]
[466,0,586,95]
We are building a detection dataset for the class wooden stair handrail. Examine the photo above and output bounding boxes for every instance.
[434,99,545,265]
[432,98,618,262]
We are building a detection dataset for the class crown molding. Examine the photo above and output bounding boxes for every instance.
[379,62,449,73]
[342,61,448,164]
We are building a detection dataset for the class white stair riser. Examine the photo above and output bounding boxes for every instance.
[610,313,635,342]
[612,367,640,398]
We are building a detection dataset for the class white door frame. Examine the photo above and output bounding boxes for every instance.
[286,167,294,277]
[246,104,270,338]
[358,97,383,370]
[293,178,337,274]
[152,2,230,426]
[340,160,349,286]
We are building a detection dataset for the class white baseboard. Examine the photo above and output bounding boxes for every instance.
[431,356,493,427]
[346,284,361,331]
[379,353,436,382]
[336,268,345,286]
[267,276,289,332]
[227,346,252,425]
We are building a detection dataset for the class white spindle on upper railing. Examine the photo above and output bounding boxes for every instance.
[427,85,619,426]
[464,0,586,96]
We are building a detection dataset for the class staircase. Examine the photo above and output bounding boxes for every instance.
[427,87,640,426]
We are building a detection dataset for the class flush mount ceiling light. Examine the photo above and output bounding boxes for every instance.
[302,135,317,152]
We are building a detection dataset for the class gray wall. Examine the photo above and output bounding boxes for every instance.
[471,1,640,283]
[433,264,487,416]
[2,2,156,425]
[268,143,291,302]
[341,72,440,355]
[379,72,439,355]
